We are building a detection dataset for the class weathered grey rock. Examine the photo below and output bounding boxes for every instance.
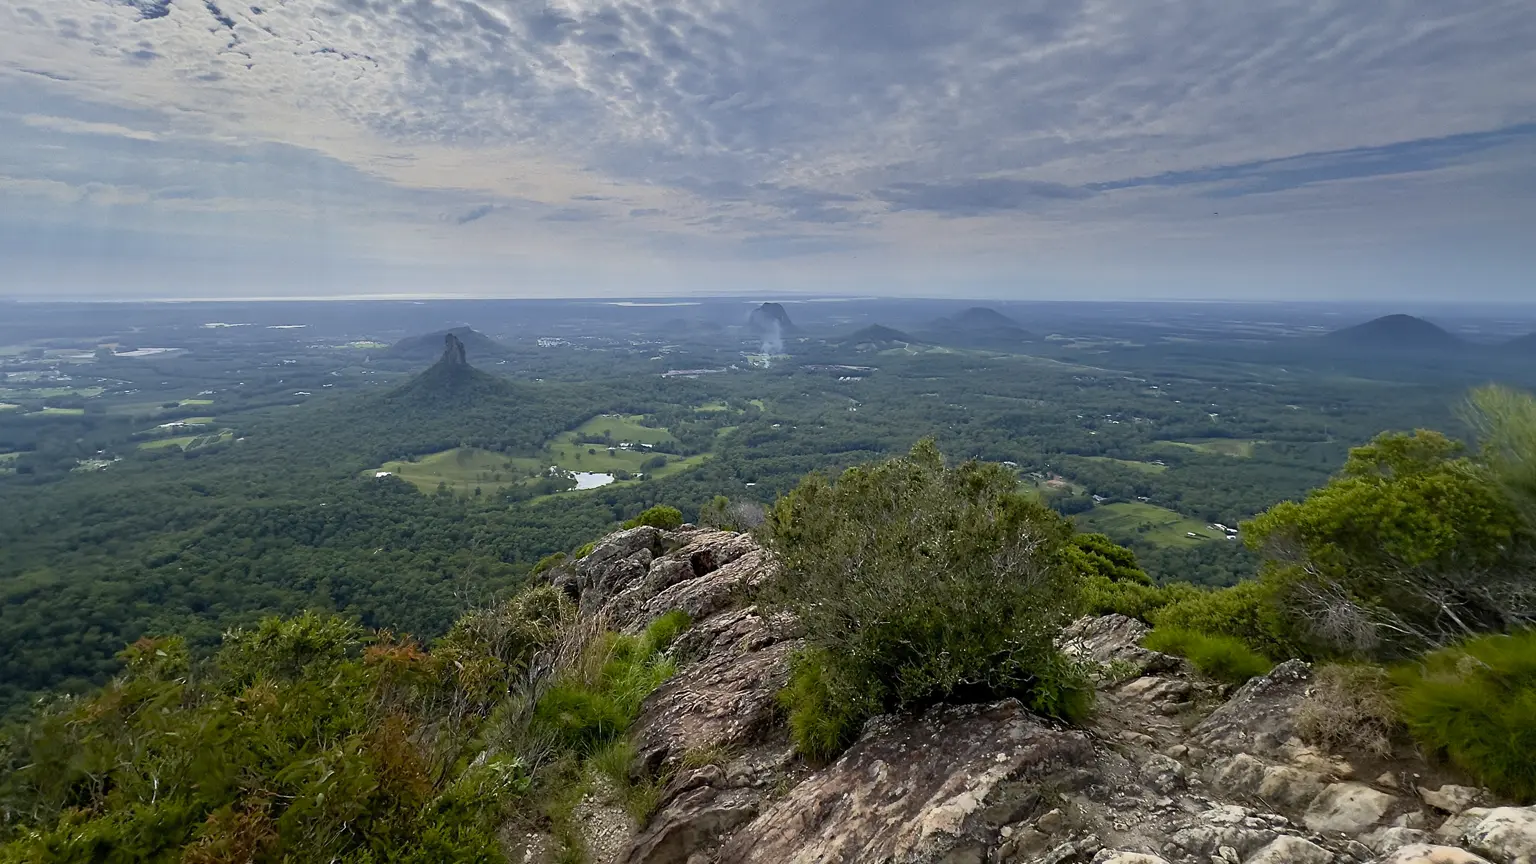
[1139,754,1189,795]
[1442,810,1497,845]
[1191,660,1312,760]
[1090,853,1170,864]
[1304,782,1398,835]
[623,785,761,864]
[1461,807,1536,864]
[717,700,1094,864]
[1366,827,1434,855]
[1258,765,1330,813]
[1060,615,1183,676]
[1246,835,1334,864]
[637,548,771,626]
[1419,786,1485,815]
[576,526,666,611]
[1212,754,1268,798]
[1166,805,1279,860]
[1376,845,1494,864]
[629,631,799,773]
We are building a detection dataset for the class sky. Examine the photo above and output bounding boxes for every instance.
[1,0,1533,301]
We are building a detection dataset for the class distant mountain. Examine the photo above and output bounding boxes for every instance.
[841,324,917,346]
[920,306,1033,349]
[1320,315,1464,352]
[1499,333,1536,354]
[747,303,799,336]
[385,327,509,361]
[747,302,798,353]
[385,333,519,407]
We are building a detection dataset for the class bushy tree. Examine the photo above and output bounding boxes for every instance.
[1393,629,1536,802]
[1244,429,1532,657]
[762,441,1091,760]
[622,505,683,531]
[1465,384,1536,528]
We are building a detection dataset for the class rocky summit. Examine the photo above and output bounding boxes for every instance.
[528,526,1536,864]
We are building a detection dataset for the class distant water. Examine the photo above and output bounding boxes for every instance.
[571,472,616,490]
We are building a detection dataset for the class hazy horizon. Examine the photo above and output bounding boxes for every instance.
[3,1,1533,300]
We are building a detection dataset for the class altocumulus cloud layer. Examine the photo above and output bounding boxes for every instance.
[1,0,1533,298]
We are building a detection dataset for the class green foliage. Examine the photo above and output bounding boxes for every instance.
[1143,628,1274,684]
[1245,429,1528,656]
[1071,533,1187,622]
[0,612,535,862]
[1082,577,1199,623]
[644,610,692,650]
[778,648,881,764]
[531,611,689,756]
[1393,630,1536,802]
[1067,533,1152,585]
[531,551,568,576]
[574,541,597,559]
[0,589,684,862]
[1148,579,1300,660]
[765,441,1092,760]
[698,495,733,529]
[1465,384,1536,529]
[622,505,684,531]
[587,740,666,823]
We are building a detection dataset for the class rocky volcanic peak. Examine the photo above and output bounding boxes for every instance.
[443,332,468,365]
[537,527,1536,864]
[747,302,796,334]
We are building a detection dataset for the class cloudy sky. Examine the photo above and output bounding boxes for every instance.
[1,0,1533,300]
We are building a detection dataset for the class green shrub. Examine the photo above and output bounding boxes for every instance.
[643,609,692,651]
[623,505,684,531]
[1149,579,1300,661]
[574,541,596,559]
[778,648,881,763]
[0,616,522,863]
[533,682,632,755]
[1144,628,1274,684]
[1082,576,1200,622]
[1244,429,1529,657]
[532,551,569,576]
[530,611,689,756]
[764,441,1092,760]
[1067,533,1151,585]
[1393,630,1536,802]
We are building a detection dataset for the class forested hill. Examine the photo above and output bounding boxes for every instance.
[0,343,609,714]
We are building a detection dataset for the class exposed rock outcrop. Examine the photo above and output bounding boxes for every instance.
[544,527,1526,864]
[721,700,1095,864]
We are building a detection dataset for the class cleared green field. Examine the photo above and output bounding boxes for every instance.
[1,387,104,399]
[139,431,233,452]
[375,448,527,495]
[1157,439,1263,458]
[27,407,85,416]
[573,414,676,446]
[371,415,706,497]
[0,452,19,464]
[140,436,200,451]
[1076,502,1223,547]
[180,398,215,406]
[0,403,19,412]
[1081,456,1167,474]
